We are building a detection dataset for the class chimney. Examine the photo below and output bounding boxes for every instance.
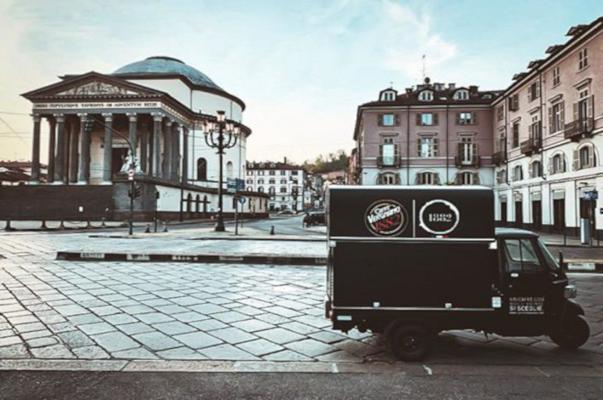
[448,83,456,90]
[469,85,478,94]
[284,157,287,164]
[405,88,413,95]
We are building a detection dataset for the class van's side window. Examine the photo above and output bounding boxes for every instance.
[503,239,541,273]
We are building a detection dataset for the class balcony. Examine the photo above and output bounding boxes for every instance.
[564,117,594,142]
[492,151,506,166]
[454,154,480,168]
[377,156,402,168]
[520,134,542,156]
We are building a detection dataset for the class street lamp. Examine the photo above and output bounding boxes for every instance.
[203,110,239,232]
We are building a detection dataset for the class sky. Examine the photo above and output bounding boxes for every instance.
[1,0,602,164]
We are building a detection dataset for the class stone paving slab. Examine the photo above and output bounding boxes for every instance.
[1,232,603,368]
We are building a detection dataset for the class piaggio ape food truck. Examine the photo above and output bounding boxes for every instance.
[325,185,590,361]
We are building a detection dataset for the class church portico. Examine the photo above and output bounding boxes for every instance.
[1,58,268,223]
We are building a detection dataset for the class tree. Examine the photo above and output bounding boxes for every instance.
[304,150,349,174]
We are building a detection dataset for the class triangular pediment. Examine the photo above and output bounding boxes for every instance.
[22,72,163,99]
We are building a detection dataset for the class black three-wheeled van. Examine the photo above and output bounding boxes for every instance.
[325,185,590,361]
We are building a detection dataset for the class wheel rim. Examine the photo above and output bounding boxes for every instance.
[400,333,422,353]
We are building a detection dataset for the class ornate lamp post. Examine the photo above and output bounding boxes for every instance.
[203,110,239,231]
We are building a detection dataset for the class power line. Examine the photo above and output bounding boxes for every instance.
[0,111,30,116]
[0,116,28,146]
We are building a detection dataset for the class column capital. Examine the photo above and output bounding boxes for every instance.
[152,113,164,122]
[31,114,41,123]
[53,113,65,122]
[127,113,137,122]
[165,119,175,127]
[77,113,88,121]
[102,113,113,122]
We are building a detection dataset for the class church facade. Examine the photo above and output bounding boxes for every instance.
[0,56,268,222]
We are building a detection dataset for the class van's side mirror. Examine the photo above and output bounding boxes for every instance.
[559,251,566,272]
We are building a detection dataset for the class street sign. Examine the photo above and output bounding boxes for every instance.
[238,197,246,204]
[128,169,135,181]
[584,190,598,201]
[227,178,236,194]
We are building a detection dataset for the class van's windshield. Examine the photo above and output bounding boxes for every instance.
[537,238,560,271]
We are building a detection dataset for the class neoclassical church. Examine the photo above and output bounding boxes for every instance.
[0,56,268,221]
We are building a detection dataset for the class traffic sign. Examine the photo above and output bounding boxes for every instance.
[128,169,135,181]
[238,197,246,204]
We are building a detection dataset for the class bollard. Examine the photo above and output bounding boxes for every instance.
[58,221,65,230]
[86,221,92,229]
[163,220,169,233]
[5,220,13,232]
[101,217,106,228]
[145,224,151,233]
[40,220,47,230]
[270,225,275,235]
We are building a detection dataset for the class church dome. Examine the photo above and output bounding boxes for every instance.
[113,56,221,90]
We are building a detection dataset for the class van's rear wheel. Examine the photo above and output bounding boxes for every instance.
[387,323,432,361]
[550,315,590,349]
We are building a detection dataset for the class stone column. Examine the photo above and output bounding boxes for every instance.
[163,120,173,180]
[172,123,180,181]
[78,113,90,184]
[182,126,189,183]
[47,117,56,183]
[69,117,79,183]
[127,113,138,167]
[152,114,163,177]
[140,118,149,174]
[54,114,65,183]
[30,114,41,183]
[102,113,113,183]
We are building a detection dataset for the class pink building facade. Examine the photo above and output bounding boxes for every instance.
[352,17,603,236]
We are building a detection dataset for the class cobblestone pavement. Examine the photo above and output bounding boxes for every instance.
[0,233,602,365]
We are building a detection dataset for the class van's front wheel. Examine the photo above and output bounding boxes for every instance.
[550,315,590,349]
[387,323,433,361]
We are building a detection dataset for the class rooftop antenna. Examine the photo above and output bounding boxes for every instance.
[389,81,394,89]
[422,54,427,80]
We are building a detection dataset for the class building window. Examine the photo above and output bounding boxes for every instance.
[291,170,298,175]
[550,153,566,175]
[258,186,264,193]
[549,101,565,134]
[418,90,433,101]
[246,179,252,184]
[417,112,437,126]
[380,90,396,101]
[280,186,287,193]
[418,137,438,158]
[269,178,275,184]
[269,170,275,175]
[496,169,507,184]
[453,89,469,100]
[196,158,207,180]
[509,94,519,111]
[226,161,233,179]
[457,112,475,125]
[258,178,264,184]
[280,170,286,175]
[574,144,596,170]
[416,172,439,185]
[380,137,399,166]
[552,66,560,87]
[497,106,504,121]
[456,171,479,185]
[512,165,523,181]
[529,161,542,178]
[268,187,276,196]
[246,186,252,191]
[280,178,287,184]
[257,170,264,176]
[578,48,588,70]
[378,172,399,185]
[458,137,477,164]
[512,122,520,148]
[379,113,397,126]
[528,81,540,102]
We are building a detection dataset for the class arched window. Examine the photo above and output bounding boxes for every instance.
[416,172,440,185]
[456,171,480,185]
[203,195,208,214]
[550,153,566,174]
[418,90,433,102]
[377,172,399,185]
[186,193,192,212]
[258,186,264,193]
[453,89,469,100]
[226,161,233,179]
[195,195,200,213]
[575,144,596,170]
[280,179,287,184]
[529,161,542,178]
[512,165,523,181]
[197,158,207,181]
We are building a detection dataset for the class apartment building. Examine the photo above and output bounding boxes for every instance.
[351,17,603,237]
[245,160,307,212]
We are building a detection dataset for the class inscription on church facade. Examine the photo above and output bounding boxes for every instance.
[57,81,137,96]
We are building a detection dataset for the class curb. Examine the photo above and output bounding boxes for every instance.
[56,251,327,266]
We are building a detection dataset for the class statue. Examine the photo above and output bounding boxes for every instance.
[120,151,141,174]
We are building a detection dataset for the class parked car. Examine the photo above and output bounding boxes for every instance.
[304,210,326,227]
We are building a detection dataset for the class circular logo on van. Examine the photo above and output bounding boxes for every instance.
[365,200,408,236]
[419,199,460,235]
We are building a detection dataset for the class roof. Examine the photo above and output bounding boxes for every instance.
[113,56,222,90]
[247,161,305,171]
[495,227,539,238]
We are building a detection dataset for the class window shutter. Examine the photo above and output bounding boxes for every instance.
[416,114,421,126]
[433,138,439,156]
[562,155,566,172]
[455,113,461,124]
[395,173,401,185]
[472,143,478,157]
[560,101,565,127]
[394,144,400,157]
[573,102,578,122]
[417,139,421,157]
[573,149,580,170]
[473,172,480,185]
[548,106,554,133]
[548,158,554,175]
[434,173,441,185]
[414,174,420,185]
[587,95,594,118]
[537,81,541,98]
[395,114,401,126]
[433,113,439,125]
[473,112,478,125]
[457,142,463,156]
[588,147,594,168]
[377,114,383,127]
[454,173,461,185]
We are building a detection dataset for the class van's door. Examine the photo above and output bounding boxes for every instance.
[499,237,557,333]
